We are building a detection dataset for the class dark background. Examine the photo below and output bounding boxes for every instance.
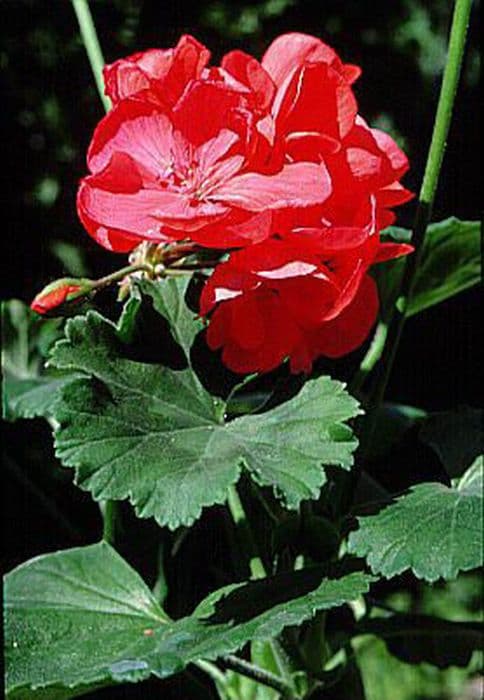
[1,1,482,698]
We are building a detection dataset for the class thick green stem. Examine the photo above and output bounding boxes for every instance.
[101,500,117,545]
[419,0,473,206]
[71,0,111,111]
[227,485,266,579]
[226,487,298,692]
[220,655,295,699]
[360,0,472,454]
[72,1,120,541]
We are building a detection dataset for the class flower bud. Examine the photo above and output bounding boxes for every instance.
[30,278,93,315]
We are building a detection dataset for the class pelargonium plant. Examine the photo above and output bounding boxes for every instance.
[3,1,482,699]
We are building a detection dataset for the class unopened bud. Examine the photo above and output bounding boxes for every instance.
[30,278,93,315]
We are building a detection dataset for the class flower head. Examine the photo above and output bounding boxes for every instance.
[74,32,413,373]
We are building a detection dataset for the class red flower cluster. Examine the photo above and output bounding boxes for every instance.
[78,33,413,373]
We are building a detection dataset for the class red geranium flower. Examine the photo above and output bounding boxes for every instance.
[73,32,413,373]
[201,212,412,373]
[78,35,333,252]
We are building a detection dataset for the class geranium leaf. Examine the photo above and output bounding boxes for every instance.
[50,311,360,528]
[50,311,229,529]
[224,377,360,509]
[376,218,481,319]
[1,300,75,421]
[5,542,373,699]
[348,458,483,582]
[138,278,203,362]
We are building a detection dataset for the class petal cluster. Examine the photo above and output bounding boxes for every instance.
[77,32,413,373]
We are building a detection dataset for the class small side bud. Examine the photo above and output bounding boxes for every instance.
[30,278,93,315]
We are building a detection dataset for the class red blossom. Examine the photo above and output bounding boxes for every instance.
[74,32,413,373]
[200,221,412,374]
[78,74,331,251]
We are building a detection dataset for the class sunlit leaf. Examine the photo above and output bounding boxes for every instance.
[5,542,372,699]
[348,458,483,581]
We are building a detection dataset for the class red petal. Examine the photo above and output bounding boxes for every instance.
[221,50,276,111]
[173,80,245,146]
[346,147,382,181]
[186,210,273,248]
[210,162,332,211]
[308,274,379,359]
[262,32,338,88]
[88,108,192,184]
[79,172,227,239]
[275,62,357,141]
[371,127,409,176]
[103,36,210,105]
[376,181,414,208]
[373,242,414,263]
[87,100,164,174]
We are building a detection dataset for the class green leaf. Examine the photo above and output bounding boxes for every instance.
[224,378,360,509]
[420,406,483,478]
[5,542,373,699]
[138,278,203,362]
[348,458,483,582]
[376,218,481,318]
[50,311,360,528]
[1,300,76,421]
[116,291,142,345]
[359,614,483,669]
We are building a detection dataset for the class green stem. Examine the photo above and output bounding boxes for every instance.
[227,485,266,579]
[220,655,295,699]
[91,263,153,289]
[71,0,117,542]
[226,487,298,692]
[419,0,473,206]
[194,660,229,687]
[71,0,111,111]
[350,321,388,394]
[360,0,472,453]
[101,500,117,545]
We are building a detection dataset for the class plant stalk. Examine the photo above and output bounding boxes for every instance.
[91,263,153,289]
[101,500,117,545]
[227,485,266,579]
[71,0,111,111]
[220,655,295,699]
[73,0,117,541]
[360,0,472,454]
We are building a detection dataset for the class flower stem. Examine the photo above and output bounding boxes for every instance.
[90,263,153,289]
[359,0,472,453]
[71,0,111,112]
[350,321,388,394]
[71,0,118,542]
